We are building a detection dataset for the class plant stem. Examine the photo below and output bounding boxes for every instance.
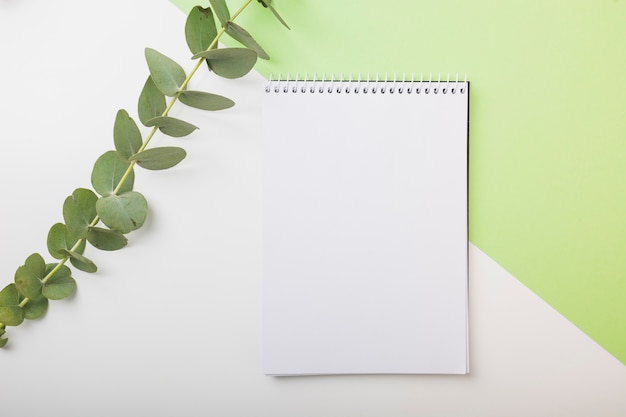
[115,0,254,192]
[13,0,255,317]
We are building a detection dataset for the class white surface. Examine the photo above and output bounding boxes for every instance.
[1,0,626,415]
[262,81,468,375]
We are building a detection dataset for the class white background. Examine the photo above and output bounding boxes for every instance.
[1,0,625,415]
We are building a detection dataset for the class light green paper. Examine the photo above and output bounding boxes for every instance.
[170,0,626,365]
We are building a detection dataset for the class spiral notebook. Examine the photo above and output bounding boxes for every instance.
[262,78,470,375]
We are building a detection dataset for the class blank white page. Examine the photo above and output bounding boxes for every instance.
[262,80,469,375]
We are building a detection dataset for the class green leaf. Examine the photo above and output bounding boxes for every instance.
[208,0,230,26]
[58,249,97,273]
[87,227,128,251]
[185,6,218,55]
[14,265,43,300]
[70,253,97,273]
[91,150,135,196]
[96,192,148,234]
[114,109,142,161]
[0,284,25,326]
[257,0,290,29]
[179,90,235,111]
[0,329,7,348]
[129,147,187,170]
[138,76,167,126]
[144,116,198,138]
[24,253,46,279]
[268,4,290,30]
[63,188,98,239]
[22,295,48,320]
[225,22,270,60]
[47,223,86,260]
[192,48,257,79]
[145,48,187,96]
[15,254,49,319]
[47,223,67,259]
[42,265,76,300]
[16,253,47,299]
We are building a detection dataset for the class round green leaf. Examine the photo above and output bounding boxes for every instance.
[193,48,258,79]
[179,90,235,111]
[14,265,42,300]
[0,306,23,326]
[24,253,46,278]
[91,151,135,196]
[63,188,98,239]
[185,5,218,55]
[225,22,269,60]
[42,265,76,300]
[144,116,198,138]
[145,48,187,97]
[138,76,166,126]
[87,227,128,251]
[47,223,86,260]
[96,191,148,234]
[114,109,142,161]
[59,249,97,273]
[15,254,48,319]
[47,223,67,260]
[0,284,25,326]
[22,295,48,320]
[129,147,187,170]
[15,253,46,300]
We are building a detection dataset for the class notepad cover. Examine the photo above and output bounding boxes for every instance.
[262,80,469,375]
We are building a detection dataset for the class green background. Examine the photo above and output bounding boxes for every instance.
[172,0,626,364]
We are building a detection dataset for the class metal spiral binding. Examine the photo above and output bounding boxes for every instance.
[265,73,468,95]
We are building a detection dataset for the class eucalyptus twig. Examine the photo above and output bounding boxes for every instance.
[0,0,289,349]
